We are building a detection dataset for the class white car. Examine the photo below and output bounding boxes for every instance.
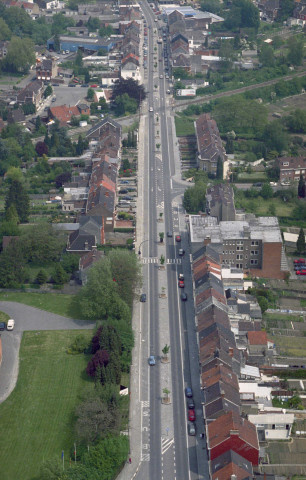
[7,319,15,330]
[149,106,153,112]
[159,74,163,79]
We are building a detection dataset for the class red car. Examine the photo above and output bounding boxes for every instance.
[178,280,185,288]
[294,258,305,264]
[90,84,98,88]
[175,235,181,242]
[188,409,196,422]
[296,270,306,275]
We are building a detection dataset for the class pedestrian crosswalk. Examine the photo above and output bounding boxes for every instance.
[141,258,182,264]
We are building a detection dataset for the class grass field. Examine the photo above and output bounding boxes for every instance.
[0,292,81,319]
[237,196,294,217]
[238,172,268,181]
[174,115,195,136]
[274,335,306,357]
[0,330,93,480]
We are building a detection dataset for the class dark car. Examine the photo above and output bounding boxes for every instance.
[140,293,147,302]
[81,84,89,87]
[68,84,76,87]
[123,195,133,201]
[185,387,193,398]
[52,83,60,87]
[119,189,128,194]
[0,322,5,331]
[175,235,181,242]
[187,399,195,409]
[167,231,173,237]
[121,180,130,184]
[181,292,188,301]
[294,264,306,270]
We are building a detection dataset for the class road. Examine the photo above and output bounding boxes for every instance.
[126,3,209,479]
[0,302,95,404]
[173,69,306,111]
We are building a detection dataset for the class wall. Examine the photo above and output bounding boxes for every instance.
[250,242,286,280]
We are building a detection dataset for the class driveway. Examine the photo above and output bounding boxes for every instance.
[0,301,95,404]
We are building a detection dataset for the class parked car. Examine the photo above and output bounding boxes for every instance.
[167,231,173,237]
[7,319,15,330]
[294,264,306,270]
[148,355,156,366]
[185,387,193,398]
[121,180,130,184]
[188,422,196,436]
[178,273,184,280]
[294,258,306,264]
[122,196,133,201]
[178,280,185,288]
[296,270,306,275]
[175,235,181,242]
[140,293,147,302]
[179,249,185,256]
[0,322,5,331]
[119,189,128,194]
[188,409,196,422]
[187,399,195,409]
[181,292,188,301]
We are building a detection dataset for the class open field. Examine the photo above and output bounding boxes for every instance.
[273,335,306,357]
[267,438,306,465]
[237,196,294,217]
[0,292,81,318]
[0,330,93,480]
[267,92,306,121]
[175,115,195,136]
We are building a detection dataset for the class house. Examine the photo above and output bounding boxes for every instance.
[47,35,115,54]
[78,247,104,284]
[86,117,121,144]
[206,184,236,222]
[17,80,44,108]
[36,0,64,10]
[210,450,253,480]
[100,71,120,87]
[257,0,280,21]
[207,411,259,465]
[248,413,294,441]
[121,54,141,81]
[36,58,58,81]
[7,108,26,125]
[66,231,96,253]
[278,156,306,183]
[247,331,274,356]
[195,113,226,176]
[7,1,40,16]
[49,105,80,125]
[172,54,191,73]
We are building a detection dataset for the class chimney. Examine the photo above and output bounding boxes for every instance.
[229,347,234,357]
[220,389,225,398]
[84,240,88,250]
[231,476,237,480]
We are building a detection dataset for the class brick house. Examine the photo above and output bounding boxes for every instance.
[49,105,80,125]
[247,331,274,355]
[36,58,58,81]
[210,450,253,480]
[278,156,306,183]
[195,113,226,175]
[207,411,259,465]
[17,80,44,108]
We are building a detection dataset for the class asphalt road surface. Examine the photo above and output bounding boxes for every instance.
[0,301,95,404]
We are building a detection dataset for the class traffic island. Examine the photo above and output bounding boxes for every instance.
[161,388,171,404]
[159,287,167,298]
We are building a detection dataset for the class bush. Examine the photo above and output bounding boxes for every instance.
[67,334,89,354]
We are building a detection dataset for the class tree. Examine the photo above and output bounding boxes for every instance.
[263,121,288,153]
[296,227,305,254]
[286,109,306,134]
[162,344,170,361]
[298,174,305,198]
[259,44,275,67]
[216,157,223,179]
[0,240,28,288]
[35,141,49,157]
[36,269,48,285]
[75,395,116,444]
[21,224,65,264]
[87,87,94,100]
[260,182,273,199]
[113,94,138,116]
[52,263,69,285]
[287,36,304,66]
[87,16,100,32]
[5,203,19,224]
[5,179,30,223]
[0,18,11,41]
[75,48,83,67]
[111,77,146,105]
[4,36,35,73]
[53,33,60,52]
[44,85,53,99]
[108,250,142,309]
[55,171,71,188]
[5,166,23,183]
[258,296,269,313]
[86,349,109,378]
[225,137,234,154]
[200,0,222,14]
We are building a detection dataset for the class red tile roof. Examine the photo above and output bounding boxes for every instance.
[247,331,268,345]
[208,411,258,451]
[50,105,80,124]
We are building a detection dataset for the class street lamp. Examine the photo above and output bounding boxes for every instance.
[138,239,149,255]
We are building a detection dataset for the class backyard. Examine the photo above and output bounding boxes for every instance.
[0,330,93,480]
[174,115,195,137]
[273,335,306,357]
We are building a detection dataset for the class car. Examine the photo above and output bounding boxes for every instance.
[166,74,169,79]
[187,399,195,409]
[52,97,56,102]
[148,355,156,366]
[52,83,60,87]
[122,195,133,200]
[175,235,181,242]
[294,264,306,270]
[149,106,153,112]
[296,270,306,275]
[68,84,76,87]
[188,422,196,436]
[294,258,306,264]
[7,319,15,330]
[154,18,158,21]
[181,292,188,301]
[270,182,278,186]
[178,280,185,288]
[178,273,184,280]
[0,322,5,331]
[140,293,147,302]
[253,182,262,187]
[121,180,130,184]
[90,84,98,88]
[167,231,173,237]
[166,89,171,94]
[81,84,89,87]
[185,387,193,398]
[159,74,164,79]
[179,249,185,256]
[119,189,128,194]
[188,409,196,422]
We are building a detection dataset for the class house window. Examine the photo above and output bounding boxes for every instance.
[236,246,243,251]
[251,241,259,246]
[236,254,243,260]
[236,263,242,268]
[251,250,258,255]
[250,259,258,265]
[283,162,289,166]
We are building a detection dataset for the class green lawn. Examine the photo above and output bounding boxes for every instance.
[174,115,195,136]
[0,330,94,480]
[238,172,268,181]
[237,196,295,217]
[0,292,81,319]
[274,335,306,357]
